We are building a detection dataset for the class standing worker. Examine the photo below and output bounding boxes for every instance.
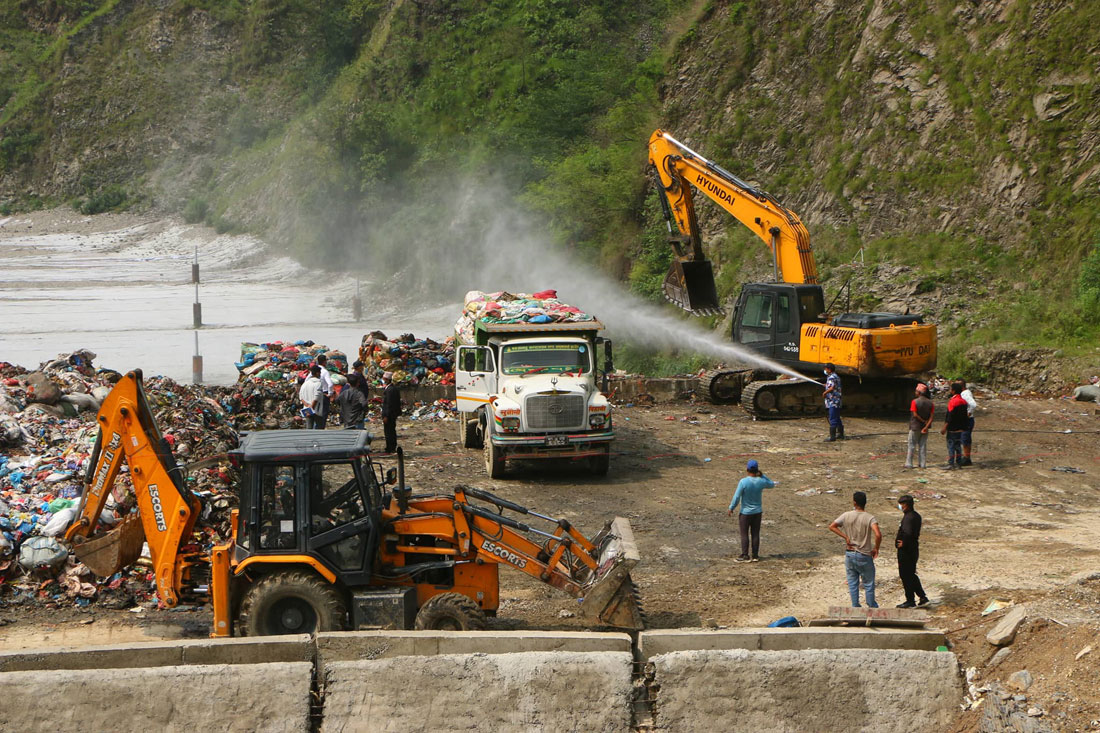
[958,380,977,466]
[727,460,776,563]
[894,494,929,608]
[828,491,881,608]
[905,383,934,469]
[822,363,844,442]
[314,354,334,429]
[335,373,370,430]
[381,371,401,453]
[940,381,968,469]
[298,366,324,429]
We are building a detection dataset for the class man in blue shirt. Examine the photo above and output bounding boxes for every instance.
[823,362,844,442]
[728,459,776,562]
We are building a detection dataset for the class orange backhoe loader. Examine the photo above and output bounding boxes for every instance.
[64,370,643,636]
[648,129,937,417]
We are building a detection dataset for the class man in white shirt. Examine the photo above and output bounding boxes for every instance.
[957,380,977,466]
[298,366,324,429]
[315,354,334,430]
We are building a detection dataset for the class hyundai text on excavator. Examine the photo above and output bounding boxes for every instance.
[648,129,938,418]
[63,370,643,636]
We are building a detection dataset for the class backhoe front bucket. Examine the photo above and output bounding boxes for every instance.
[72,514,146,577]
[664,259,722,315]
[580,517,645,629]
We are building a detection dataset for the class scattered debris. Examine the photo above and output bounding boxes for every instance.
[987,606,1028,646]
[1050,466,1085,474]
[1076,645,1093,661]
[983,600,1014,616]
[1007,669,1034,692]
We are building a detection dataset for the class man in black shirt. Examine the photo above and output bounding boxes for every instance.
[381,371,401,453]
[895,494,929,608]
[335,373,369,430]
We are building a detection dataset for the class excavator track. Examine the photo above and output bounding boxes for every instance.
[698,369,749,404]
[741,377,920,419]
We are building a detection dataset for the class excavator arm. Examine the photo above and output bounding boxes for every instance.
[383,486,644,629]
[64,369,204,607]
[648,129,818,314]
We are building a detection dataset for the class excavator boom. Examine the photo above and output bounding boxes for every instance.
[648,129,818,314]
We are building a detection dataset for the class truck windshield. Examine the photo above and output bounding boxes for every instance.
[501,344,591,375]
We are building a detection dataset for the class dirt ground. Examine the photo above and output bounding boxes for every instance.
[2,393,1099,729]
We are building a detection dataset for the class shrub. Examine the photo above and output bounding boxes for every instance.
[79,185,126,214]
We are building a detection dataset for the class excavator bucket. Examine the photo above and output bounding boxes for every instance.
[72,513,146,577]
[580,517,645,629]
[664,259,722,315]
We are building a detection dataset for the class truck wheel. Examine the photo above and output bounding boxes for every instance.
[414,592,486,631]
[484,434,506,478]
[588,447,610,477]
[461,417,480,449]
[237,570,346,636]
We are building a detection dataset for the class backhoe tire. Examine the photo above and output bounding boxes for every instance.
[484,434,506,479]
[414,592,487,631]
[237,570,346,637]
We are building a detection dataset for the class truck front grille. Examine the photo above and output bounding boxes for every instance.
[525,393,586,430]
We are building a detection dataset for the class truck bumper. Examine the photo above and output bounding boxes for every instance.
[490,430,614,459]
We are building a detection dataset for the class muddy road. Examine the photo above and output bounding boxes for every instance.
[3,393,1097,647]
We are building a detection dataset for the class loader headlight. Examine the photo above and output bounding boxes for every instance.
[589,414,606,427]
[502,416,520,431]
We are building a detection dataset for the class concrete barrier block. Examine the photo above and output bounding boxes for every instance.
[180,634,314,666]
[0,662,313,732]
[316,629,632,665]
[651,648,961,732]
[0,634,314,672]
[321,651,634,732]
[638,628,946,657]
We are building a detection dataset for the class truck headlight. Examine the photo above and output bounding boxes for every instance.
[589,414,606,427]
[502,416,520,431]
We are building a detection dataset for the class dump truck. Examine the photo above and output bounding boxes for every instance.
[648,129,938,417]
[454,293,615,478]
[63,370,643,636]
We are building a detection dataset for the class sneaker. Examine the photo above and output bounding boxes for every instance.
[903,464,914,469]
[896,601,916,609]
[750,556,761,563]
[917,597,931,607]
[734,555,750,563]
[960,457,972,466]
[943,463,956,470]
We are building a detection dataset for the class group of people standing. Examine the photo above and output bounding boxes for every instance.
[728,463,929,609]
[822,364,978,469]
[296,358,402,452]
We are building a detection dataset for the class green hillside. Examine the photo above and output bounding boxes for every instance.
[1,0,1098,373]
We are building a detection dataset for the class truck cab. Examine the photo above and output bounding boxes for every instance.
[455,322,614,478]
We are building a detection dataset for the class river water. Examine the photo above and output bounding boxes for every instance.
[0,213,456,384]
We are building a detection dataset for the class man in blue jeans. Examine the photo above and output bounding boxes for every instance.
[828,491,882,607]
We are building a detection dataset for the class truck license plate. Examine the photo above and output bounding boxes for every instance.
[546,434,569,447]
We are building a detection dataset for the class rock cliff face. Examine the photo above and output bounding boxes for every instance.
[1,0,1098,357]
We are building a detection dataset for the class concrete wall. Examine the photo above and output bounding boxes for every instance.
[0,662,313,733]
[320,651,634,733]
[638,628,946,657]
[650,648,962,733]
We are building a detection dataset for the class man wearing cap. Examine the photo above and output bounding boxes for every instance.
[381,371,401,453]
[727,460,776,562]
[905,383,934,469]
[822,363,844,442]
[895,494,929,608]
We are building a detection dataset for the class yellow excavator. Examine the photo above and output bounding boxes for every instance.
[648,129,937,417]
[64,370,643,636]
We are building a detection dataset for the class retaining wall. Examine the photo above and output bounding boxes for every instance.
[0,628,962,732]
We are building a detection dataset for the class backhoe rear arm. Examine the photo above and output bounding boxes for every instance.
[65,370,202,606]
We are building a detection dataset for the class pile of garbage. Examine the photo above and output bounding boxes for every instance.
[0,352,249,610]
[235,341,349,383]
[455,289,594,341]
[407,399,458,421]
[358,331,455,388]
